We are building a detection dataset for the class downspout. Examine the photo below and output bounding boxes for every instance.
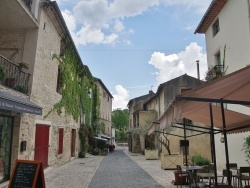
[158,96,160,117]
[248,0,250,64]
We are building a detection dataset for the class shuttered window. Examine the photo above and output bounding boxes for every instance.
[58,128,64,154]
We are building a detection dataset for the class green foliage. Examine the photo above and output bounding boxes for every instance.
[18,62,29,70]
[242,135,250,165]
[191,154,210,166]
[44,37,101,156]
[112,109,129,140]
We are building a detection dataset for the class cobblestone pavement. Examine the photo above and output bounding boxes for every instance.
[45,147,176,188]
[88,148,164,188]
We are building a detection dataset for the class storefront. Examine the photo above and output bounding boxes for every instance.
[0,91,42,183]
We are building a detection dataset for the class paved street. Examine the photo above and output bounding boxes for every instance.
[45,147,176,188]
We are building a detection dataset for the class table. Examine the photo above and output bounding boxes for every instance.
[183,166,203,171]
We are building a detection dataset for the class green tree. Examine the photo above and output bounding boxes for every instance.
[112,109,129,141]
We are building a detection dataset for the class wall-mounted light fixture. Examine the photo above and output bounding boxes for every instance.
[220,133,225,143]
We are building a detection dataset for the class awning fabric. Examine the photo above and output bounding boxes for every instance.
[159,66,250,134]
[100,135,111,139]
[0,91,42,115]
[147,121,160,135]
[95,137,108,141]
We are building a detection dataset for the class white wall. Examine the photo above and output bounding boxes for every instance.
[205,0,250,73]
[204,0,250,169]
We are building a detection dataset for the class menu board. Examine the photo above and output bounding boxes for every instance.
[8,160,45,188]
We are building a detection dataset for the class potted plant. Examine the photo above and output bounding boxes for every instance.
[18,62,29,71]
[145,148,158,160]
[156,130,183,169]
[191,154,211,173]
[92,148,99,156]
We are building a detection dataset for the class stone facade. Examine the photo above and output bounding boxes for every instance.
[127,74,211,164]
[0,1,85,186]
[95,78,113,141]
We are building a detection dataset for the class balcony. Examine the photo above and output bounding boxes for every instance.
[133,102,145,112]
[205,64,226,82]
[0,0,38,29]
[0,55,30,94]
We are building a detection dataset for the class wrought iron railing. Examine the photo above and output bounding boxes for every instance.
[205,64,225,82]
[0,55,30,94]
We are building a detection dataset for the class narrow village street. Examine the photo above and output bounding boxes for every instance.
[45,146,176,188]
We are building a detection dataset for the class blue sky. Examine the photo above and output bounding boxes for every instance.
[55,0,211,109]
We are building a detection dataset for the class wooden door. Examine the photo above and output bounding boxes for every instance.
[34,124,50,168]
[71,129,76,157]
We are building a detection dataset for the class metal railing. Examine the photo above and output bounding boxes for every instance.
[0,55,30,94]
[205,64,225,81]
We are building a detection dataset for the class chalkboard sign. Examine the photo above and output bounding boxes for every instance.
[8,160,45,188]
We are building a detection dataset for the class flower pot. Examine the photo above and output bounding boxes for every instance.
[173,171,187,185]
[161,154,183,170]
[145,149,158,160]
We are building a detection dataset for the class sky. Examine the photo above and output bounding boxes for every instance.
[54,0,211,110]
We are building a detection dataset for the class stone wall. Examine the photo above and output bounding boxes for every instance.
[28,9,80,167]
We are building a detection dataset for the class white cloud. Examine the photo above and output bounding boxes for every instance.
[59,0,211,46]
[60,0,159,46]
[65,24,118,46]
[114,20,125,32]
[162,0,211,13]
[112,85,129,110]
[61,10,77,33]
[148,42,207,85]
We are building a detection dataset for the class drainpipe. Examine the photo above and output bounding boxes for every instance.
[248,0,250,62]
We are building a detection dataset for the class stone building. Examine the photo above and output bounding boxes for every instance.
[0,0,94,186]
[94,77,114,144]
[128,74,212,163]
[127,91,155,153]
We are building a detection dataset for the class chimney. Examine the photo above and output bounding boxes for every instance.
[196,60,200,80]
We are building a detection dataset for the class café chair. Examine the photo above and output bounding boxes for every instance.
[176,165,189,188]
[226,163,238,185]
[188,171,207,188]
[234,166,250,188]
[221,169,233,185]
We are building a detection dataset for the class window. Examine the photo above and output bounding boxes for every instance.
[56,68,62,94]
[58,128,64,154]
[213,19,220,36]
[215,51,221,66]
[0,116,13,183]
[180,140,189,155]
[103,91,106,98]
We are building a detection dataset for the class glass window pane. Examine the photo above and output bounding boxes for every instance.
[0,116,13,183]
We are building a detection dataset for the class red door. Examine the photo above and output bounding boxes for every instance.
[34,124,50,168]
[71,129,76,157]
